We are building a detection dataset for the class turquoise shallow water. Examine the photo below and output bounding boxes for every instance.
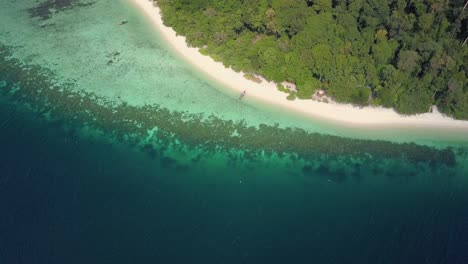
[1,0,467,145]
[1,0,468,263]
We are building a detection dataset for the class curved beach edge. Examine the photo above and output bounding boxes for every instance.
[129,0,468,131]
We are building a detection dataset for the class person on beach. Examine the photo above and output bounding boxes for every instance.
[239,90,246,100]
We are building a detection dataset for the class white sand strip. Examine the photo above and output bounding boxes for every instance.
[130,0,468,131]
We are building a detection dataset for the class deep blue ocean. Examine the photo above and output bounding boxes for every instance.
[1,0,468,263]
[2,49,468,264]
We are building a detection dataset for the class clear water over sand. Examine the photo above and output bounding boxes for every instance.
[1,0,468,263]
[1,0,467,145]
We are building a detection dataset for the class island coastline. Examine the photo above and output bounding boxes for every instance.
[129,0,468,131]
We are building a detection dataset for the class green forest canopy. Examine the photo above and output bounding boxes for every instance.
[157,0,468,119]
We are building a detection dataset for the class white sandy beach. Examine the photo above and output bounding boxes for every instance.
[130,0,468,130]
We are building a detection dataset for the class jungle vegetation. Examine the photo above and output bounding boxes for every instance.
[157,0,468,119]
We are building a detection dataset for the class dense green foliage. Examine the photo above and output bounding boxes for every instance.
[158,0,468,118]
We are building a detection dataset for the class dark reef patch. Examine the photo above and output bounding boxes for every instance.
[0,43,465,178]
[28,0,95,21]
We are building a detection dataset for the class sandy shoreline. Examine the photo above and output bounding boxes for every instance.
[130,0,468,130]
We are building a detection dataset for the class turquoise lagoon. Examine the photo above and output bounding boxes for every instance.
[1,0,468,263]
